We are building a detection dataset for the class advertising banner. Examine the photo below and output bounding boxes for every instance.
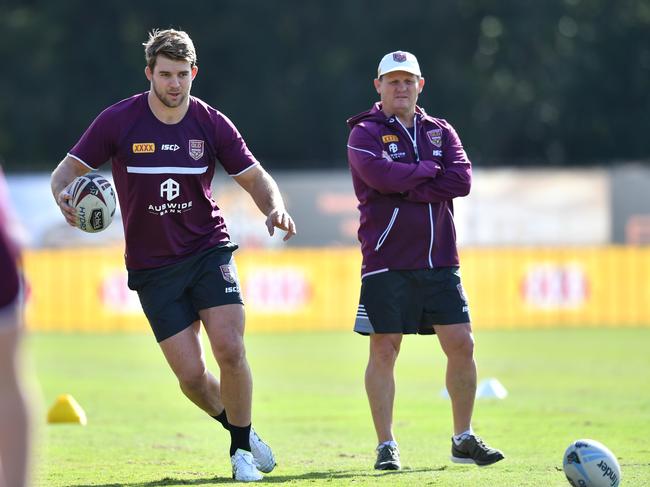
[23,246,650,332]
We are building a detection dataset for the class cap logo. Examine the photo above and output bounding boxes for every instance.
[393,52,407,63]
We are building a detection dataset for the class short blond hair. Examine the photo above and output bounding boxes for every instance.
[143,28,197,70]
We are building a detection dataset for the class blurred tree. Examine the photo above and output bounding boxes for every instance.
[0,0,648,170]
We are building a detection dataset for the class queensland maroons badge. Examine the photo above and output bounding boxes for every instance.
[427,129,442,147]
[188,139,204,160]
[220,264,237,284]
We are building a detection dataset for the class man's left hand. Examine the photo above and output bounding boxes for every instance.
[265,208,297,241]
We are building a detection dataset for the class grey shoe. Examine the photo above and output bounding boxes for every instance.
[451,434,504,466]
[374,443,401,470]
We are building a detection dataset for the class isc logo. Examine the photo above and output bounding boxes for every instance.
[161,144,180,151]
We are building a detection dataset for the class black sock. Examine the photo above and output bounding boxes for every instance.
[229,423,251,456]
[211,409,230,431]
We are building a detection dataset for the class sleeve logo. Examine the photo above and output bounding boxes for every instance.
[132,142,156,153]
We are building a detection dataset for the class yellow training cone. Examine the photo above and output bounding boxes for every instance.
[47,394,87,425]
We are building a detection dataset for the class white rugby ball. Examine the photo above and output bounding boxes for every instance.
[563,439,621,487]
[69,173,117,233]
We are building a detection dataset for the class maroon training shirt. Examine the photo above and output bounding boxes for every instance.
[69,93,259,270]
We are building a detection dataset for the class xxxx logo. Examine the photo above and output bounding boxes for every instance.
[132,142,155,153]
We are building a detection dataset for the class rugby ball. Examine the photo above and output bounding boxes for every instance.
[563,439,621,487]
[69,173,117,233]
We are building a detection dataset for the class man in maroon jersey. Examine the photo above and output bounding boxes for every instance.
[51,29,295,482]
[346,51,503,470]
[0,166,30,487]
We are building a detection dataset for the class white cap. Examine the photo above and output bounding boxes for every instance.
[377,51,421,77]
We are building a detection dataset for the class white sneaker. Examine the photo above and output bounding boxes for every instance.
[231,449,263,482]
[249,428,276,473]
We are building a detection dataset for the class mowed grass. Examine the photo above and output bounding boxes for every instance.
[26,328,650,486]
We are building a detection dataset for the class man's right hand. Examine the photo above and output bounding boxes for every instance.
[56,186,77,227]
[50,156,91,228]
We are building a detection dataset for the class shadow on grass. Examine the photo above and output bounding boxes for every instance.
[70,466,446,486]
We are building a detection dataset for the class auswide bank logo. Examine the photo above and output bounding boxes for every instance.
[160,178,179,201]
[147,178,193,216]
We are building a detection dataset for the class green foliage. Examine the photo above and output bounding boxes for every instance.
[1,1,650,170]
[27,328,650,486]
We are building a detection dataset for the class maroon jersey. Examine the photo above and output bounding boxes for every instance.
[0,167,20,308]
[69,93,259,270]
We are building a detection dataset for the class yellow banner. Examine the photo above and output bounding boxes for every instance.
[22,246,650,333]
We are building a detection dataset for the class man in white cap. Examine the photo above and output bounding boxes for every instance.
[346,51,504,470]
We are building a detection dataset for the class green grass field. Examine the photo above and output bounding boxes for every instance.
[26,328,650,486]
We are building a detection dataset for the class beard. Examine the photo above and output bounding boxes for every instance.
[152,83,187,108]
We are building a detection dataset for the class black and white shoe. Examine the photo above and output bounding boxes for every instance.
[451,434,504,466]
[374,443,401,470]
